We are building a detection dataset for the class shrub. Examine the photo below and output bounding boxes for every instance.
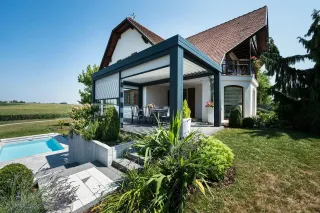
[80,121,99,141]
[199,137,234,180]
[229,106,242,128]
[183,99,191,118]
[255,111,281,128]
[242,117,255,128]
[97,106,120,142]
[69,104,98,132]
[57,119,65,129]
[0,163,33,197]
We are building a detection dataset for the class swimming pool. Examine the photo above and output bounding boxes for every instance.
[0,137,64,162]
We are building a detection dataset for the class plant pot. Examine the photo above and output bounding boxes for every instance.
[207,107,214,124]
[182,118,191,138]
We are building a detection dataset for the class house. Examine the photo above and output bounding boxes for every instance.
[92,6,268,127]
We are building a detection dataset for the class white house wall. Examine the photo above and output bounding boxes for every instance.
[221,76,258,120]
[110,28,152,65]
[143,85,168,108]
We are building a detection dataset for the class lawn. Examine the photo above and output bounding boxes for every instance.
[187,128,320,213]
[0,119,71,139]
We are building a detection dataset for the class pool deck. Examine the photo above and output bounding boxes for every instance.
[0,133,69,173]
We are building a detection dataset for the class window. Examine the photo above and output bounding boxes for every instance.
[224,86,243,119]
[124,89,138,105]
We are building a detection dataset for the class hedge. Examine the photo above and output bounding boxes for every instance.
[0,113,69,121]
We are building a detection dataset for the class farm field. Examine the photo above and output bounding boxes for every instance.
[0,103,76,121]
[0,119,71,139]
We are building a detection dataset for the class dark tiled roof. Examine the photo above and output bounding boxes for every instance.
[127,17,164,44]
[187,6,268,64]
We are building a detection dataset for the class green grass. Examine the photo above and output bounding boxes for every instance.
[0,103,76,121]
[0,103,75,115]
[0,119,71,139]
[0,119,57,125]
[187,128,320,213]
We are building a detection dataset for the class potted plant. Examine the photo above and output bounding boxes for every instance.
[205,101,214,124]
[147,103,155,109]
[182,100,191,137]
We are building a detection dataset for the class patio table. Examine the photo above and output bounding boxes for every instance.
[151,108,168,122]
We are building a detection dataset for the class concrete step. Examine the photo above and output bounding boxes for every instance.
[125,152,145,166]
[112,158,142,173]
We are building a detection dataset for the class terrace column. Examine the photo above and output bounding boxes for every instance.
[138,86,143,108]
[214,71,222,127]
[169,46,184,122]
[119,77,124,128]
[92,80,96,103]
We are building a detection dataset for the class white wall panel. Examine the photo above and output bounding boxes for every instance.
[121,55,170,79]
[95,73,119,100]
[110,29,152,65]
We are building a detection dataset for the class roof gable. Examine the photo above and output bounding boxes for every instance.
[187,6,268,64]
[99,18,164,69]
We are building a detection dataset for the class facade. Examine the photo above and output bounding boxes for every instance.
[92,6,269,125]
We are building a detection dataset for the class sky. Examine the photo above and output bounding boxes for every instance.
[0,0,318,104]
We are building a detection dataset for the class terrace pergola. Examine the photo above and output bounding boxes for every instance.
[92,35,222,128]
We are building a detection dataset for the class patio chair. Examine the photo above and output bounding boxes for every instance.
[143,106,152,125]
[160,107,170,124]
[131,105,143,124]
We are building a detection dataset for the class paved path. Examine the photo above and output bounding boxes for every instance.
[0,119,67,127]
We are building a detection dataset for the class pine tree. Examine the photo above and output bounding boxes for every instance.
[262,10,320,133]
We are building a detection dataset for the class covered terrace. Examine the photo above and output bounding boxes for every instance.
[92,35,222,130]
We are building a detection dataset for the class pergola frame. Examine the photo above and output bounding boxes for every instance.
[92,35,222,127]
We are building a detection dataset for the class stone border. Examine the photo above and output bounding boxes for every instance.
[68,134,134,167]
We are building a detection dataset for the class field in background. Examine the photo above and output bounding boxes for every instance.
[0,103,75,121]
[0,119,71,139]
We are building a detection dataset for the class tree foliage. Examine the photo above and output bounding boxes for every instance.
[252,57,272,104]
[78,64,99,104]
[261,10,320,133]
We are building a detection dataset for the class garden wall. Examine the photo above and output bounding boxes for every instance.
[68,134,133,167]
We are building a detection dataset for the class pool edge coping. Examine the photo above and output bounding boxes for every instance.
[0,133,64,158]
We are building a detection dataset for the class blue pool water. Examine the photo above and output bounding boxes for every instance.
[0,137,64,162]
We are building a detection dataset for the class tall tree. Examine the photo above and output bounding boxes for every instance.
[262,10,320,133]
[78,64,99,104]
[252,57,272,105]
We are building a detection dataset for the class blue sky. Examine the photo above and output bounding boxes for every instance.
[0,0,318,103]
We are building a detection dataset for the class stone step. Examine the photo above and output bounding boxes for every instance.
[125,152,145,166]
[112,158,142,173]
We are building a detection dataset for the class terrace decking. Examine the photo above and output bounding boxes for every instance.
[123,118,224,136]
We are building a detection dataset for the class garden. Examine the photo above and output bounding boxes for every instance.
[0,9,319,213]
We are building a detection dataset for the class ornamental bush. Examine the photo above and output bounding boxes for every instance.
[242,117,255,128]
[199,137,234,180]
[229,106,242,128]
[97,106,120,143]
[0,163,33,197]
[183,99,191,118]
[69,104,98,132]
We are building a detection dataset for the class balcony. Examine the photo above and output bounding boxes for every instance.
[222,60,256,78]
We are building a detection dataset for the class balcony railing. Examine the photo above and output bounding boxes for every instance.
[222,60,256,78]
